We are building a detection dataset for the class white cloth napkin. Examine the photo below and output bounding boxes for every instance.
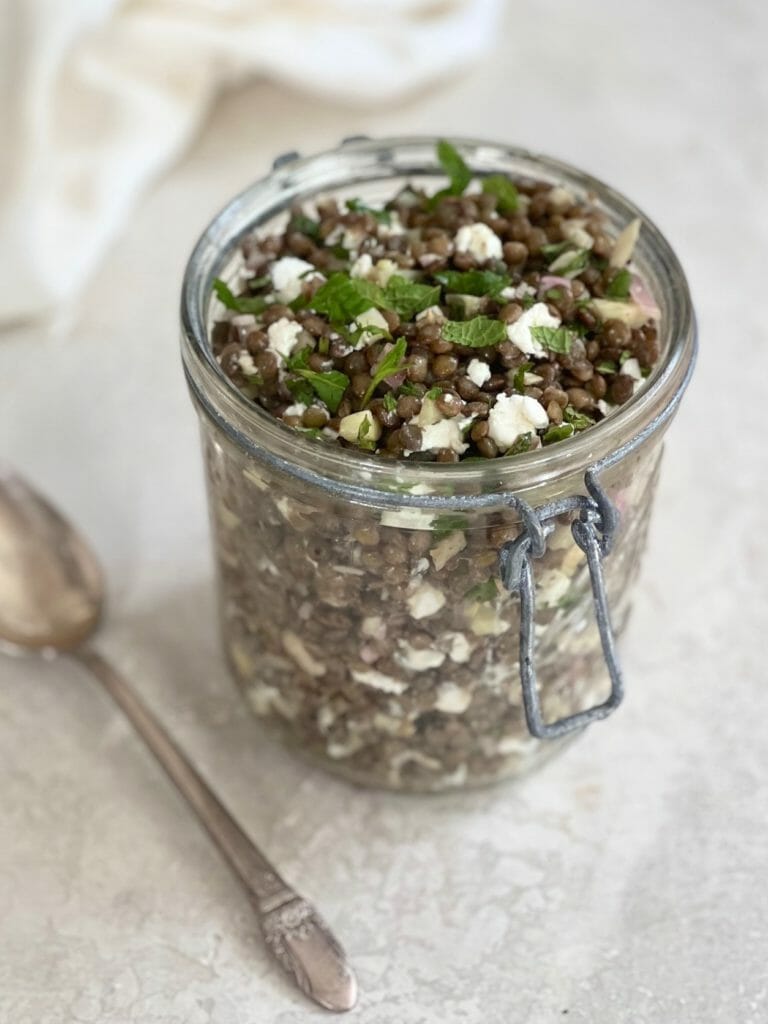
[0,0,501,324]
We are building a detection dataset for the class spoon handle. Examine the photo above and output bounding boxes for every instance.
[72,646,357,1013]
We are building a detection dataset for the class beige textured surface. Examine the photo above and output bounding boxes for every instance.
[1,2,767,1021]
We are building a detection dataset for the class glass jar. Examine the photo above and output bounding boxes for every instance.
[180,137,696,792]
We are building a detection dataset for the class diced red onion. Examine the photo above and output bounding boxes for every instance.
[538,275,572,296]
[630,275,661,320]
[385,371,406,389]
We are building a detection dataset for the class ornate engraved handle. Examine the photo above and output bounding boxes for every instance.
[72,648,357,1012]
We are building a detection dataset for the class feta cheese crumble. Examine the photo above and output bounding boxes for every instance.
[507,302,561,357]
[269,257,321,303]
[466,358,491,387]
[420,417,472,455]
[454,222,503,262]
[266,317,304,360]
[488,393,549,449]
[407,582,446,619]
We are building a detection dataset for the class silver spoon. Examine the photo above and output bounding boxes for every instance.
[0,468,357,1013]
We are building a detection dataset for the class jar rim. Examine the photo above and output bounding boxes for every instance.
[180,135,696,507]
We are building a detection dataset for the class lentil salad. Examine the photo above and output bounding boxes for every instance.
[211,141,661,461]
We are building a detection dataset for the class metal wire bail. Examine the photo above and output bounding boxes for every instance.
[498,469,624,740]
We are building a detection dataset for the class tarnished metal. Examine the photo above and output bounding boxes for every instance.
[498,469,624,738]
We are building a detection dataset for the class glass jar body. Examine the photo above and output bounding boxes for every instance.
[199,417,663,791]
[181,136,695,792]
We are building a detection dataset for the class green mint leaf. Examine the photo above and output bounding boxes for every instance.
[285,377,314,405]
[295,369,350,414]
[543,287,565,302]
[434,269,511,298]
[288,213,321,239]
[317,336,330,355]
[543,423,575,444]
[563,406,595,430]
[248,274,271,290]
[548,248,590,278]
[619,349,632,365]
[529,325,576,354]
[311,273,385,322]
[540,241,572,260]
[299,427,324,439]
[358,416,371,439]
[362,338,409,407]
[285,347,312,372]
[397,381,421,397]
[383,392,397,413]
[605,267,632,299]
[382,275,440,320]
[506,432,534,455]
[346,198,391,225]
[213,278,268,315]
[432,513,469,537]
[425,386,442,400]
[437,139,472,195]
[465,578,498,603]
[595,360,617,374]
[442,317,507,348]
[481,174,519,214]
[512,361,534,394]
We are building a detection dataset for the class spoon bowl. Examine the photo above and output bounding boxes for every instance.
[0,470,102,650]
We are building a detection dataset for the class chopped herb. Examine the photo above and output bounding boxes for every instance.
[299,427,324,439]
[641,366,652,378]
[317,336,330,355]
[397,381,421,397]
[357,416,376,450]
[289,292,310,312]
[382,275,441,319]
[329,244,350,261]
[213,278,268,315]
[529,325,576,354]
[574,297,592,309]
[543,423,575,444]
[288,213,321,239]
[293,369,350,414]
[512,361,534,393]
[285,347,311,372]
[429,140,472,208]
[432,513,469,537]
[544,287,564,302]
[362,338,408,407]
[605,267,632,299]
[595,360,618,375]
[519,292,536,310]
[285,377,314,405]
[425,386,442,400]
[436,139,472,195]
[548,247,590,278]
[434,269,511,298]
[563,406,595,430]
[465,578,498,603]
[346,198,391,225]
[619,349,632,365]
[442,317,507,348]
[481,174,519,214]
[383,392,398,413]
[247,274,271,290]
[540,240,572,260]
[506,432,534,455]
[311,273,384,322]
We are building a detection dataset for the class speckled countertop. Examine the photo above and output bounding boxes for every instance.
[1,2,767,1021]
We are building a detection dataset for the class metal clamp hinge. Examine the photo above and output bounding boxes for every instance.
[498,469,624,739]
